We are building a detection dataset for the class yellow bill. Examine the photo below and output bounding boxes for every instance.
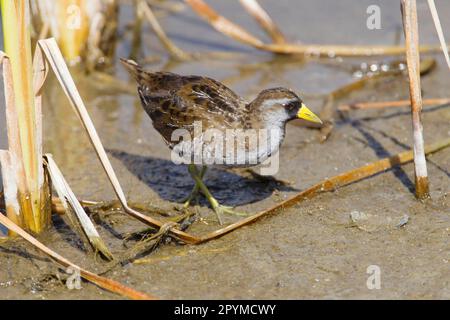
[297,103,323,124]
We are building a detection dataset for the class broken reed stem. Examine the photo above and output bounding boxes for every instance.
[239,0,286,44]
[36,38,199,244]
[338,98,450,111]
[44,154,114,261]
[0,213,155,300]
[185,0,446,57]
[0,0,51,233]
[401,0,430,199]
[198,138,450,242]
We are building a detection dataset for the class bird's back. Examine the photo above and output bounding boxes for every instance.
[121,59,249,148]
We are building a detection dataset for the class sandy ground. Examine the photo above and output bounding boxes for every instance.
[1,0,449,299]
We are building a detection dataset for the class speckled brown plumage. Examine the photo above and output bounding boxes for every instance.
[121,58,253,148]
[121,58,322,223]
[121,59,307,152]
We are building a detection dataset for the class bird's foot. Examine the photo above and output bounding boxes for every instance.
[209,198,247,225]
[182,190,199,208]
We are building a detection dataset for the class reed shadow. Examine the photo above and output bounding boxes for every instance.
[51,214,87,252]
[0,245,49,263]
[361,123,450,178]
[108,149,297,207]
[350,120,415,194]
[338,102,450,124]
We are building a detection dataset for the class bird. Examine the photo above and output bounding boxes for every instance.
[121,58,322,224]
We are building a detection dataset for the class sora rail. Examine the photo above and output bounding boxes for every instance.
[121,59,322,224]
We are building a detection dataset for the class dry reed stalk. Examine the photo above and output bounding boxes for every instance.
[138,0,191,60]
[401,0,430,199]
[86,0,119,69]
[239,0,286,44]
[0,1,51,234]
[35,38,200,244]
[338,98,450,111]
[185,0,445,57]
[0,213,155,299]
[31,0,118,67]
[44,154,114,260]
[198,138,450,242]
[0,151,22,232]
[37,22,50,40]
[57,0,90,63]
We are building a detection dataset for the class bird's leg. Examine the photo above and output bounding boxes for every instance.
[183,165,207,207]
[187,164,247,225]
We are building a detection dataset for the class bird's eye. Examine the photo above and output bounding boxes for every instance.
[286,101,299,110]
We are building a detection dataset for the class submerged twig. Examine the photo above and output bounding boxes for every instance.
[185,0,446,57]
[402,0,430,199]
[108,222,176,269]
[0,213,155,300]
[317,58,436,142]
[338,98,450,111]
[197,138,450,242]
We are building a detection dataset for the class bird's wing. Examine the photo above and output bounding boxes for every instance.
[137,75,247,147]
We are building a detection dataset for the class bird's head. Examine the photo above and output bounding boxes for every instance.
[251,88,322,125]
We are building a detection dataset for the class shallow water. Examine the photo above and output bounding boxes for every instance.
[1,0,450,299]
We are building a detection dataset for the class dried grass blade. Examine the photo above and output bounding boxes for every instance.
[36,39,128,205]
[35,38,200,244]
[261,43,443,57]
[0,213,155,299]
[199,138,450,242]
[338,98,450,111]
[44,154,114,261]
[239,0,286,44]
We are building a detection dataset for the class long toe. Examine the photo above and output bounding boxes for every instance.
[218,205,248,217]
[212,204,247,224]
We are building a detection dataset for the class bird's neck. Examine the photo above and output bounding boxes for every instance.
[247,98,290,131]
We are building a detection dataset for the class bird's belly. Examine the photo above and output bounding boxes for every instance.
[171,130,284,168]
